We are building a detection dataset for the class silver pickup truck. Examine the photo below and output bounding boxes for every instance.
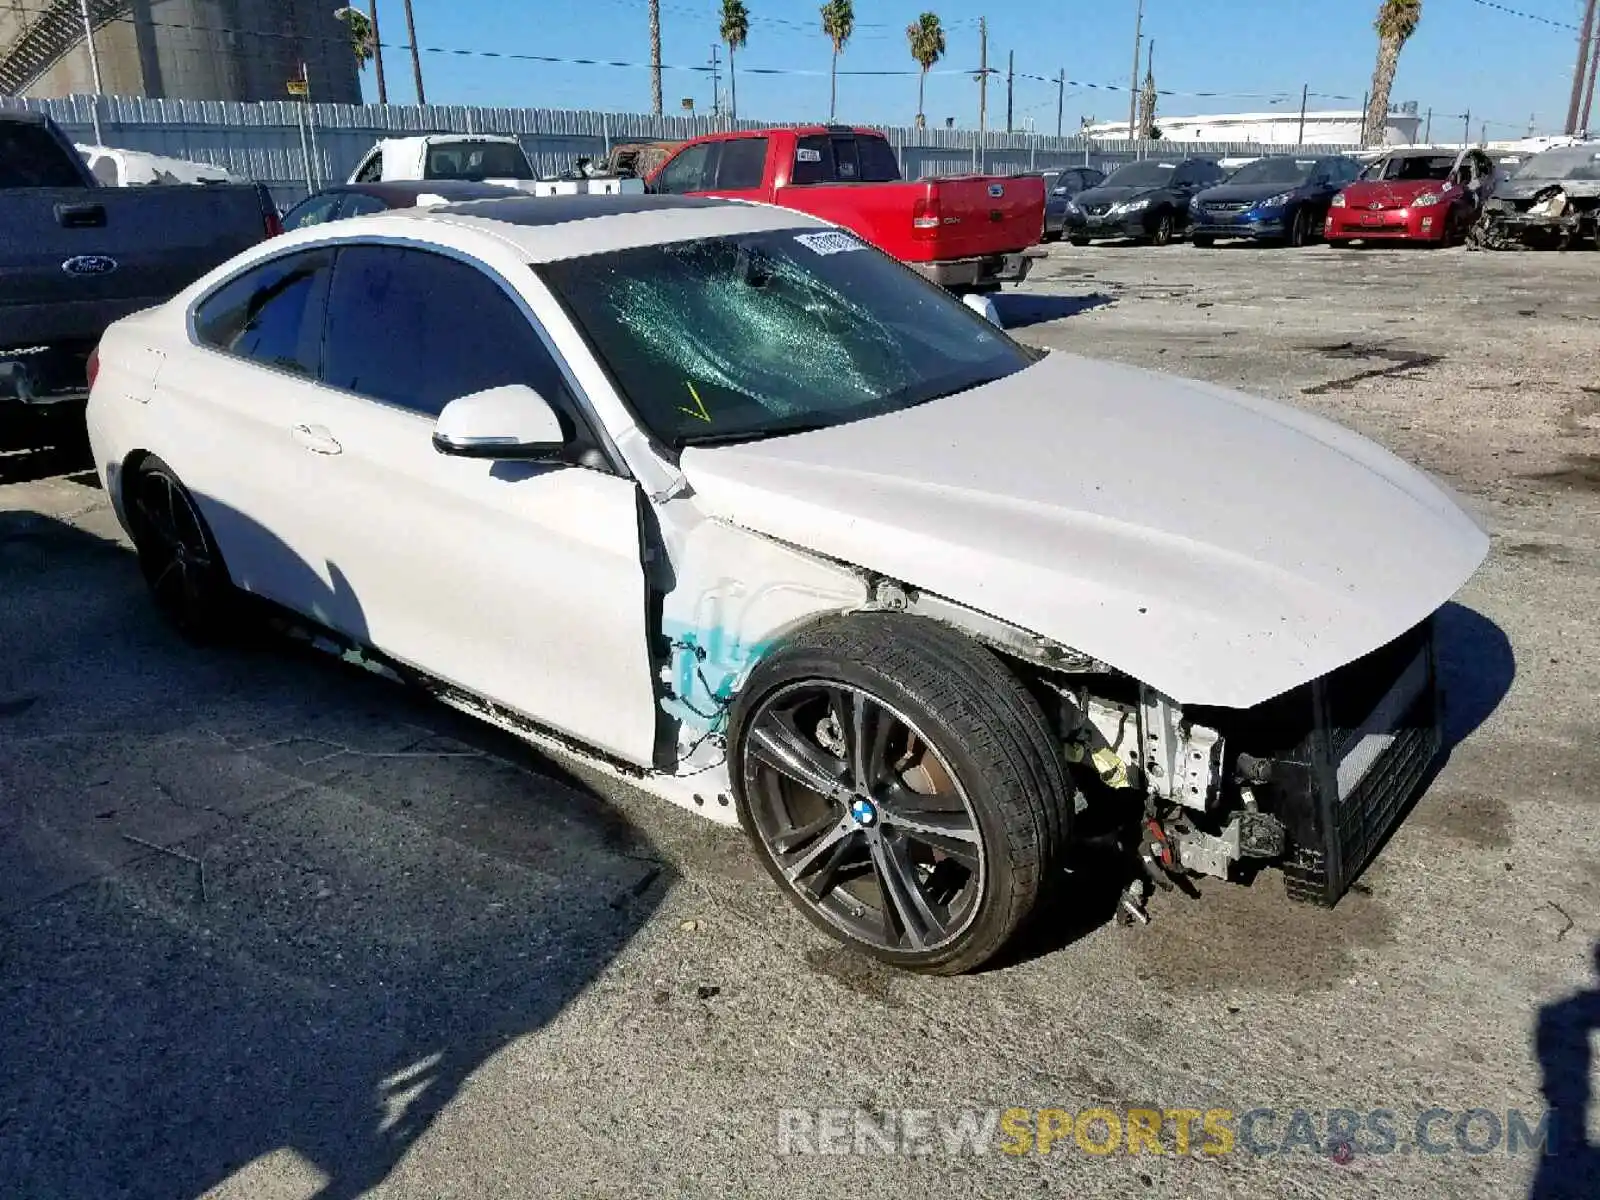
[1,109,278,447]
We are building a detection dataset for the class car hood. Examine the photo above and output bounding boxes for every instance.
[1341,179,1452,206]
[1072,184,1163,206]
[1196,181,1308,204]
[678,353,1488,711]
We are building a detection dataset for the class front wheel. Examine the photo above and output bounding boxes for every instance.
[1286,206,1312,247]
[730,615,1072,975]
[1149,211,1175,246]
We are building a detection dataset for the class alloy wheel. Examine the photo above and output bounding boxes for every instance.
[741,681,986,954]
[132,468,215,625]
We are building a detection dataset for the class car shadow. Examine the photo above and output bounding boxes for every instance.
[995,601,1516,970]
[1531,942,1600,1199]
[992,291,1116,329]
[0,505,672,1200]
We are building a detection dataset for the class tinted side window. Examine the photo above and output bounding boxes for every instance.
[656,142,717,194]
[791,135,833,184]
[353,152,383,183]
[339,192,389,218]
[281,192,344,231]
[193,250,333,377]
[0,121,89,187]
[855,136,901,182]
[715,137,768,189]
[321,246,568,419]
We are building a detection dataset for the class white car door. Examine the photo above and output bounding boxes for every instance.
[299,241,659,766]
[153,246,365,630]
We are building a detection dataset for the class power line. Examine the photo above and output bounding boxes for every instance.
[1462,0,1579,31]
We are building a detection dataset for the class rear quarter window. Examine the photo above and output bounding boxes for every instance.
[791,136,833,185]
[193,250,335,377]
[855,136,901,183]
[0,122,88,187]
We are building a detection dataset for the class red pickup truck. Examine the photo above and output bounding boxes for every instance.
[644,125,1046,290]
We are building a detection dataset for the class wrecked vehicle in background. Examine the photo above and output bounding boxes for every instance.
[1471,142,1600,250]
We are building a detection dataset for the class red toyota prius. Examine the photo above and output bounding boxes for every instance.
[1326,147,1497,246]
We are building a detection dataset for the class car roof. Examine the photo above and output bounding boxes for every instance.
[347,180,524,203]
[378,192,830,261]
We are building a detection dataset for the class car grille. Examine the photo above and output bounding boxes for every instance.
[1083,203,1113,216]
[1203,201,1250,213]
[1204,620,1441,905]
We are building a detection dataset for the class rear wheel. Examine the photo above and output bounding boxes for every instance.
[125,456,236,641]
[1150,211,1176,246]
[730,615,1072,975]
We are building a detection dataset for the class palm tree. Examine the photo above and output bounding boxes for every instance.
[820,0,854,122]
[721,0,750,122]
[650,0,664,116]
[905,12,944,129]
[1365,0,1422,145]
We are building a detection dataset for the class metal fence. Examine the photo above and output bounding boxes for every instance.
[5,93,1366,208]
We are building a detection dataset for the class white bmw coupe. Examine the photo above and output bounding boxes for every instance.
[87,194,1487,973]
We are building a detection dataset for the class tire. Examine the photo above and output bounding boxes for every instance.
[1150,211,1175,246]
[1068,235,1090,247]
[728,613,1072,975]
[1286,206,1311,248]
[1191,234,1215,249]
[125,455,236,642]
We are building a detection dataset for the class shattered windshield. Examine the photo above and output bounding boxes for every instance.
[1513,146,1600,182]
[1364,155,1455,182]
[538,230,1033,448]
[1225,157,1317,185]
[1102,161,1177,188]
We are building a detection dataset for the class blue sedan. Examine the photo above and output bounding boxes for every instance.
[1189,155,1365,247]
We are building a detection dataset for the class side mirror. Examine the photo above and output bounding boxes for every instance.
[963,292,1003,329]
[433,384,566,460]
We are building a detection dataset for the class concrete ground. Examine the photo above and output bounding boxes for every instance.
[2,241,1597,1200]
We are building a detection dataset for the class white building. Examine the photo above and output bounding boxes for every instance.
[1084,109,1422,146]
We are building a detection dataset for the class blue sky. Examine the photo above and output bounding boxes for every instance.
[361,0,1592,138]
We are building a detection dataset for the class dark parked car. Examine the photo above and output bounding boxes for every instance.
[278,179,522,232]
[1042,166,1106,240]
[1062,157,1227,246]
[1189,154,1365,247]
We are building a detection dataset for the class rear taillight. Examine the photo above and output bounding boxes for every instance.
[86,346,100,390]
[265,208,285,238]
[912,195,941,238]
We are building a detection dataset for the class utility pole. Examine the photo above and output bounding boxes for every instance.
[1128,0,1144,139]
[1567,0,1597,134]
[977,16,989,171]
[401,0,424,105]
[1582,22,1600,133]
[1423,106,1431,142]
[709,44,722,118]
[75,0,104,145]
[1358,90,1369,144]
[1006,50,1014,133]
[1463,109,1470,148]
[1057,68,1065,137]
[368,0,388,104]
[1296,82,1308,146]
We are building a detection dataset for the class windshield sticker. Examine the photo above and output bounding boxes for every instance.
[796,148,823,163]
[679,380,713,422]
[794,231,864,256]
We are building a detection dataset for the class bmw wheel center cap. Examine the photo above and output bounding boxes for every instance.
[849,797,878,827]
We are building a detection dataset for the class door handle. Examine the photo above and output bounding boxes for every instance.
[292,423,342,455]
